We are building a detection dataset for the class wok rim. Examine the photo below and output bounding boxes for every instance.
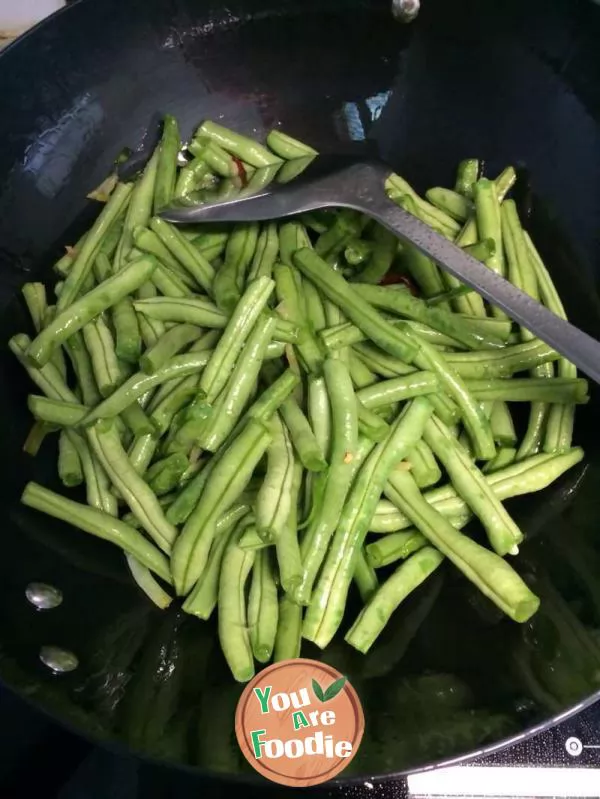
[0,0,598,785]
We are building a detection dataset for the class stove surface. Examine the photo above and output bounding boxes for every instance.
[2,688,599,799]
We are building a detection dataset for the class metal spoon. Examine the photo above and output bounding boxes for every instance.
[160,154,600,384]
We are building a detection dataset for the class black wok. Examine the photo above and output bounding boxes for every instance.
[1,0,600,785]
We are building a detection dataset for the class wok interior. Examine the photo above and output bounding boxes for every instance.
[0,0,599,781]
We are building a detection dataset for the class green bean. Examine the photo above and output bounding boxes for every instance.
[454,159,480,198]
[163,395,211,456]
[376,448,584,532]
[404,328,496,460]
[406,439,441,488]
[27,255,157,367]
[217,530,256,682]
[424,415,522,555]
[352,341,414,378]
[200,276,274,402]
[449,170,512,314]
[154,114,181,212]
[278,221,311,266]
[347,546,444,653]
[353,226,397,285]
[171,418,271,595]
[250,161,287,189]
[489,401,517,447]
[349,351,378,388]
[293,248,419,364]
[473,179,506,312]
[274,262,323,372]
[126,554,172,609]
[385,174,460,238]
[355,283,503,351]
[280,396,327,472]
[499,200,552,458]
[115,151,159,269]
[22,420,51,457]
[426,187,471,222]
[27,395,87,427]
[175,153,212,198]
[10,334,79,404]
[198,314,276,451]
[245,368,300,423]
[266,129,317,159]
[322,315,513,352]
[66,430,116,514]
[274,458,303,596]
[345,238,373,267]
[191,230,229,263]
[145,453,189,496]
[302,210,333,235]
[256,413,295,542]
[120,401,155,439]
[466,377,589,404]
[525,232,577,454]
[443,340,559,379]
[122,491,175,527]
[202,141,239,177]
[165,458,212,526]
[21,482,171,583]
[482,447,517,474]
[134,295,227,328]
[151,262,192,298]
[110,298,141,365]
[213,223,260,310]
[195,120,282,168]
[183,511,253,619]
[57,183,133,310]
[383,470,539,623]
[366,531,428,568]
[88,420,177,553]
[140,323,203,374]
[58,429,83,487]
[133,227,199,289]
[248,548,279,663]
[248,222,279,281]
[134,295,296,343]
[303,278,327,334]
[357,401,390,442]
[274,596,303,662]
[395,196,448,299]
[296,400,368,605]
[355,371,440,409]
[22,282,47,333]
[304,397,434,648]
[150,217,215,293]
[353,550,380,603]
[128,432,159,476]
[138,313,163,349]
[81,351,212,425]
[239,526,268,550]
[54,233,87,277]
[308,376,331,459]
[82,316,121,398]
[457,166,516,250]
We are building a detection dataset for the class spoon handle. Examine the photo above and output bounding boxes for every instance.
[368,185,600,385]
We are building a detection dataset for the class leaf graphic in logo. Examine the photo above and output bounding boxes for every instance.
[323,676,347,701]
[312,678,325,702]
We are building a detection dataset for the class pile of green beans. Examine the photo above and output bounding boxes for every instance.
[14,118,587,681]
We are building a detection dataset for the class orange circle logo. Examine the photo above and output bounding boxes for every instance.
[235,658,364,787]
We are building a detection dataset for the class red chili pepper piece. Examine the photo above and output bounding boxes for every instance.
[232,156,248,187]
[379,272,419,295]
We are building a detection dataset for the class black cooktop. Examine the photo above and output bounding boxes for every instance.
[2,686,599,799]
